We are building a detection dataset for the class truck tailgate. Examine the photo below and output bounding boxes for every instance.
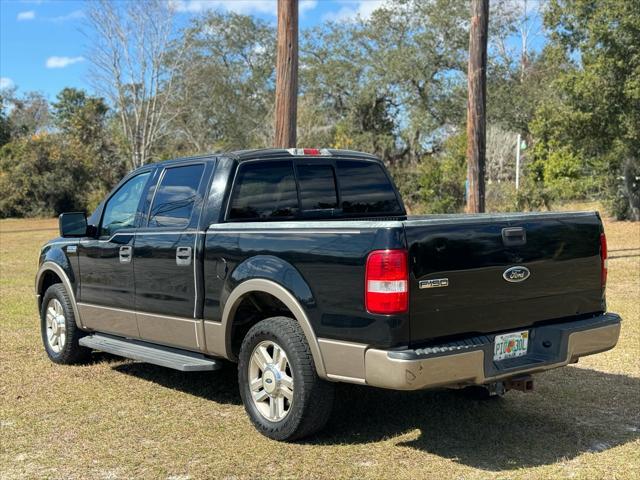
[404,211,605,343]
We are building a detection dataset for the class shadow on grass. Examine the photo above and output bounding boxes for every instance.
[112,359,242,405]
[107,357,639,471]
[314,366,640,471]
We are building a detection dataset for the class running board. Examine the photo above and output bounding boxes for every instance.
[79,334,222,372]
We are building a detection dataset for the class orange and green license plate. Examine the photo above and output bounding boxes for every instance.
[493,330,529,361]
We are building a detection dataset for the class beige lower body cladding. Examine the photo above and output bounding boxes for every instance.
[320,321,621,391]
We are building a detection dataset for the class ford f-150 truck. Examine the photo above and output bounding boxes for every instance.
[36,148,621,440]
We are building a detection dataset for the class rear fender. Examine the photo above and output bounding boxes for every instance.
[216,255,326,377]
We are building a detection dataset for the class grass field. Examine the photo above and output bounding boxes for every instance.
[1,212,639,479]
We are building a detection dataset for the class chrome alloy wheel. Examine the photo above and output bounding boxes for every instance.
[249,340,294,422]
[45,298,66,353]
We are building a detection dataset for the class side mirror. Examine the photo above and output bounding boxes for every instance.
[59,212,88,237]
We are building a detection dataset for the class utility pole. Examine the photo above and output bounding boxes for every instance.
[465,0,489,213]
[515,133,521,190]
[274,0,298,148]
[515,0,530,192]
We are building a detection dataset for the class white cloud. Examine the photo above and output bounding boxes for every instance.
[322,0,386,23]
[45,56,85,69]
[172,0,273,14]
[300,1,318,15]
[0,77,14,90]
[172,0,317,16]
[50,10,84,22]
[17,10,36,21]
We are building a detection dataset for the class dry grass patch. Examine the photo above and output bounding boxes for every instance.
[1,214,638,479]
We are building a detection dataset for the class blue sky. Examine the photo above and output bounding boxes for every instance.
[0,0,393,99]
[1,0,544,101]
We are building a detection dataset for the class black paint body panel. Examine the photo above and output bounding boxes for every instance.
[77,234,136,309]
[133,231,197,318]
[203,226,408,347]
[405,213,605,342]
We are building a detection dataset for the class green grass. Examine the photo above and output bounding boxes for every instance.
[1,213,639,479]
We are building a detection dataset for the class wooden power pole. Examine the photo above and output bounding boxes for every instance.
[274,0,298,148]
[465,0,489,213]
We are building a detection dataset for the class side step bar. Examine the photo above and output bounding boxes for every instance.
[79,334,222,372]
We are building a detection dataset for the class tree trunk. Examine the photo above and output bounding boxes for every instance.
[466,0,489,213]
[274,0,298,148]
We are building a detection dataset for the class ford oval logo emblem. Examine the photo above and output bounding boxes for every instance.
[503,266,531,283]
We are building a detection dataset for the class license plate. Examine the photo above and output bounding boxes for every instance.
[493,330,529,361]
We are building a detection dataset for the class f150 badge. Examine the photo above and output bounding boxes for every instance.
[503,266,531,283]
[419,278,449,289]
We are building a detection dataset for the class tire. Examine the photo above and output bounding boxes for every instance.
[238,316,335,441]
[40,283,90,364]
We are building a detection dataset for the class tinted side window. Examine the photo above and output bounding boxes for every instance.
[101,172,150,237]
[297,164,338,210]
[149,164,204,228]
[336,160,402,214]
[228,161,298,220]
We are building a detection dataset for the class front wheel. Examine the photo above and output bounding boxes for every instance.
[40,284,90,364]
[238,316,335,441]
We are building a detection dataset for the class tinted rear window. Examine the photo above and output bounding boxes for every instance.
[149,164,204,228]
[297,164,338,210]
[228,161,298,220]
[336,160,402,214]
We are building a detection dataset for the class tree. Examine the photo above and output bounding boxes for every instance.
[3,90,50,139]
[533,0,640,220]
[0,92,12,147]
[51,88,125,195]
[300,0,473,163]
[0,135,90,217]
[87,0,189,169]
[164,12,276,155]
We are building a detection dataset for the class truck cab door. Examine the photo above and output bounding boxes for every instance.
[77,170,152,338]
[133,162,209,351]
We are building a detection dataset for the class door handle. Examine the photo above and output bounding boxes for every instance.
[176,246,192,266]
[119,245,132,263]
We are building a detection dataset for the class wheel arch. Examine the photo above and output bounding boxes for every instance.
[218,278,327,379]
[35,261,84,329]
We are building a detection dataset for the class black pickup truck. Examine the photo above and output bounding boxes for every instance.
[36,148,621,440]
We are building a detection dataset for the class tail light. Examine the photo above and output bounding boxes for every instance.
[600,232,608,289]
[365,249,408,314]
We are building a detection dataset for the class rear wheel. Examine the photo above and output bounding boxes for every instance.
[40,284,90,364]
[238,316,335,441]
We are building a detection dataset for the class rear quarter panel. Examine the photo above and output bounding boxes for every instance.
[203,223,409,347]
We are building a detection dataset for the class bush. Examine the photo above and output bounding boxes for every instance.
[0,135,92,217]
[412,133,466,214]
[486,181,518,212]
[542,147,592,199]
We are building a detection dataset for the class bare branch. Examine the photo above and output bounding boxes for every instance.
[85,0,188,169]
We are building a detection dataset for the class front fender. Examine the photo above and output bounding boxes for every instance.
[35,241,83,328]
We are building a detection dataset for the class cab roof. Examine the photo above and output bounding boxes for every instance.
[150,148,382,169]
